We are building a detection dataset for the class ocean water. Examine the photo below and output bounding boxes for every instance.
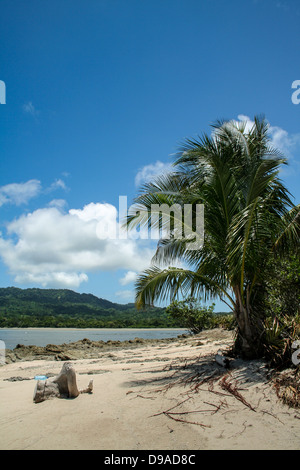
[0,328,187,350]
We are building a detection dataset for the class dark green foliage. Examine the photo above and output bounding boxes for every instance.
[166,297,215,334]
[166,296,234,334]
[264,253,300,318]
[209,312,236,330]
[260,252,300,367]
[0,287,179,328]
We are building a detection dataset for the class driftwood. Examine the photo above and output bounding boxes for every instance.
[33,362,93,403]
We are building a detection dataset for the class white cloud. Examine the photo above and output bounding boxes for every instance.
[0,177,69,208]
[135,160,173,187]
[115,289,134,302]
[0,203,154,289]
[119,270,137,286]
[70,202,115,222]
[23,101,39,116]
[14,271,88,289]
[48,199,68,209]
[268,125,300,159]
[46,178,68,193]
[0,179,42,207]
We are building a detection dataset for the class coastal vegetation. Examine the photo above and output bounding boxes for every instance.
[166,297,235,334]
[0,286,230,329]
[0,287,174,328]
[126,116,300,361]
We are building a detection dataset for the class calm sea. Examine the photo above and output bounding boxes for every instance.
[0,328,187,350]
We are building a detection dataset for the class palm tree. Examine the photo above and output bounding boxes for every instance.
[126,116,300,358]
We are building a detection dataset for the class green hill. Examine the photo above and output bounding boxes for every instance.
[0,287,174,328]
[0,287,134,311]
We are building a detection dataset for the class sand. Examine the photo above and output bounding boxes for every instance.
[0,328,299,450]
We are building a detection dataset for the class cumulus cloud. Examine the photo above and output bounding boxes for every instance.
[0,177,68,208]
[135,160,173,187]
[119,270,138,286]
[13,271,88,289]
[268,125,300,159]
[0,203,154,288]
[0,179,42,207]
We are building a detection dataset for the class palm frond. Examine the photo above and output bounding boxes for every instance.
[273,204,300,254]
[135,265,235,309]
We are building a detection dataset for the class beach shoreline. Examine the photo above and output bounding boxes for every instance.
[0,327,187,351]
[0,328,299,450]
[3,331,190,363]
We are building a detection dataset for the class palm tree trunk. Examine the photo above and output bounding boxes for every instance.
[233,286,262,358]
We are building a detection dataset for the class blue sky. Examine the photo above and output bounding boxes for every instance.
[0,0,299,311]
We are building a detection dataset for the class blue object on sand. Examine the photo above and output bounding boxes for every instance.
[34,375,48,380]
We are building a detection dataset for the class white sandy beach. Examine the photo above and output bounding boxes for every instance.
[0,329,299,450]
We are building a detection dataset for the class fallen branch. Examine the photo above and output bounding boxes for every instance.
[149,395,211,428]
[203,400,227,414]
[162,412,211,428]
[150,396,192,417]
[135,394,156,400]
[220,375,256,412]
[260,409,284,424]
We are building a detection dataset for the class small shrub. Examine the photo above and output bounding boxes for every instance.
[263,315,300,368]
[210,313,236,330]
[166,297,215,334]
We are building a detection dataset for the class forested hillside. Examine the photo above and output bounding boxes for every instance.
[0,287,177,328]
